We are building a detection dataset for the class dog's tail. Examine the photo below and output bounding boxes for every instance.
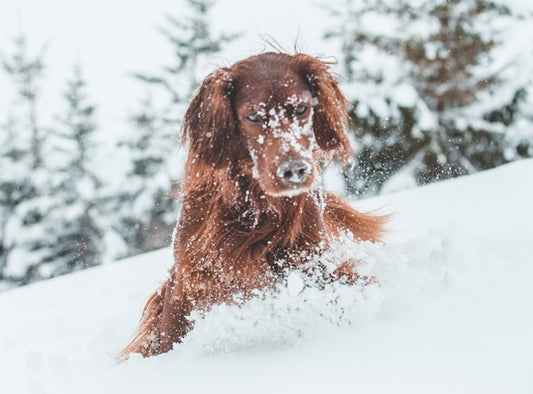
[116,281,169,362]
[323,192,389,242]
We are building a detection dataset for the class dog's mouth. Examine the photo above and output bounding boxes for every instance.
[266,185,313,198]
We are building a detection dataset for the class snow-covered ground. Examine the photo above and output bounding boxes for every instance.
[1,159,532,394]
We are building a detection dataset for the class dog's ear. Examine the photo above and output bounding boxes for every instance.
[182,68,235,167]
[296,54,351,162]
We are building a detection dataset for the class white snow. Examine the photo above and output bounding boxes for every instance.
[1,159,532,393]
[321,163,346,194]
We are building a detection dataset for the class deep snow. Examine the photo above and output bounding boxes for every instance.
[1,159,532,394]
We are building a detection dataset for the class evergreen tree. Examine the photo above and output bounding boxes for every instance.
[121,0,239,251]
[36,64,106,277]
[120,93,176,252]
[3,64,127,283]
[136,0,239,119]
[0,116,30,279]
[1,30,46,169]
[0,30,49,283]
[325,0,533,195]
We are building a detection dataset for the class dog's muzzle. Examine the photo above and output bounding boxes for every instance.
[277,158,312,185]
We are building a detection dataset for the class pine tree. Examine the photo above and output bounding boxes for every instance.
[121,0,239,251]
[35,64,128,279]
[2,63,127,283]
[325,0,533,195]
[39,64,103,276]
[1,29,46,170]
[0,30,49,283]
[119,93,176,252]
[135,0,239,119]
[0,116,30,279]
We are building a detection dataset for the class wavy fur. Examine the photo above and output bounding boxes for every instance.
[120,53,387,359]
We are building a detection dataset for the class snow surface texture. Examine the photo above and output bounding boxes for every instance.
[1,159,532,393]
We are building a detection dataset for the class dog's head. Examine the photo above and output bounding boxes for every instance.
[182,52,351,196]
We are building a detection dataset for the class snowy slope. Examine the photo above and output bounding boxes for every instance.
[1,159,533,394]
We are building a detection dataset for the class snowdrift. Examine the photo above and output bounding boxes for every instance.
[1,159,532,394]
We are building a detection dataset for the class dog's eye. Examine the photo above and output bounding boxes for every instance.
[295,104,309,116]
[245,113,262,124]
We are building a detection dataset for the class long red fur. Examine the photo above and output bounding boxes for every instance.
[120,53,387,359]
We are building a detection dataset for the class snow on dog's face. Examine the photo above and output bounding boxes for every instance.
[182,53,351,197]
[235,73,317,196]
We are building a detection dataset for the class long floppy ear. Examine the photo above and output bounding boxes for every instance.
[296,54,352,162]
[182,68,235,167]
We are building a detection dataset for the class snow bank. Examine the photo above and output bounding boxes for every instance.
[1,159,532,393]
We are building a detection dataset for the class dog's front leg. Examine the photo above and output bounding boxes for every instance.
[156,278,194,355]
[119,275,193,359]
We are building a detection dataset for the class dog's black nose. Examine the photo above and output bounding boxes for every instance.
[277,158,312,184]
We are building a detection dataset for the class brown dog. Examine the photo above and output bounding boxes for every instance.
[121,52,386,358]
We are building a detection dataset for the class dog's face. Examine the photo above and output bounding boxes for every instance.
[182,53,351,197]
[234,72,317,196]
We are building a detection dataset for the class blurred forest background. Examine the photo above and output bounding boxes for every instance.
[1,0,532,288]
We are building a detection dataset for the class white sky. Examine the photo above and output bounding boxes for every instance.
[0,0,333,138]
